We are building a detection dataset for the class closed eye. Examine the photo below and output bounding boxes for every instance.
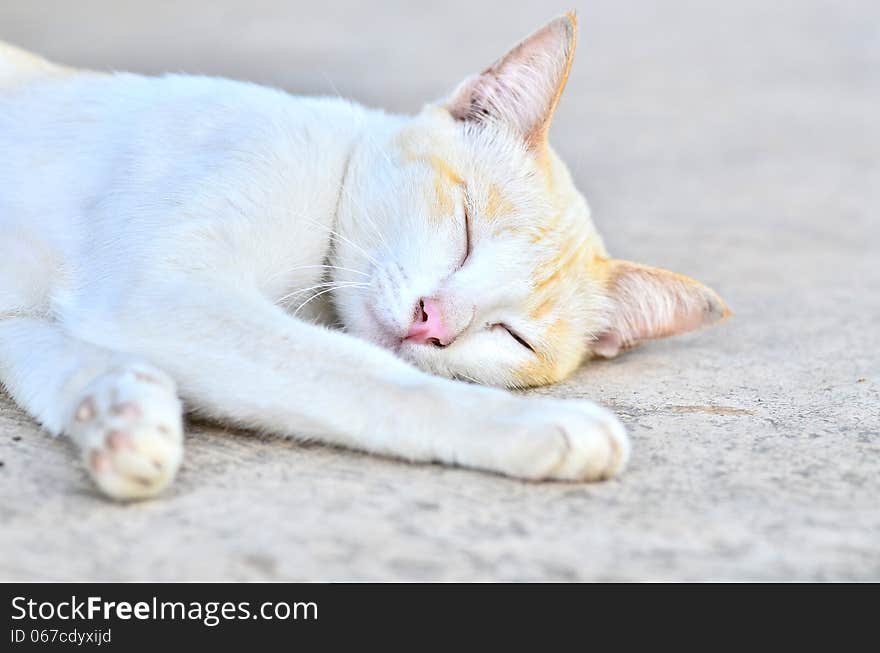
[494,323,535,353]
[460,193,472,267]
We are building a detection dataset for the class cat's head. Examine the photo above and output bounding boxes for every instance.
[333,13,729,387]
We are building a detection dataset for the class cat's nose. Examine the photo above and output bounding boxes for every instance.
[404,298,452,347]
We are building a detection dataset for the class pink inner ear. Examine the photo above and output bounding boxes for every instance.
[591,261,730,358]
[445,15,575,145]
[591,331,623,359]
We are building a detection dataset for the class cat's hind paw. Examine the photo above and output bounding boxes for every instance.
[68,364,184,500]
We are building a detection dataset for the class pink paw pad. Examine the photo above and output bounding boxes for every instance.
[75,397,96,422]
[70,365,183,500]
[90,450,111,473]
[134,371,161,384]
[106,430,133,451]
[111,401,142,419]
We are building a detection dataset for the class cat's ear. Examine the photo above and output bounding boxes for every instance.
[590,260,731,358]
[444,13,577,149]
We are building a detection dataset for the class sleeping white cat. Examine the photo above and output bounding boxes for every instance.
[0,14,728,500]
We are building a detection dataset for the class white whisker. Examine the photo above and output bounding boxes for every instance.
[269,263,369,281]
[292,212,382,268]
[277,281,368,306]
[456,372,481,385]
[293,284,366,317]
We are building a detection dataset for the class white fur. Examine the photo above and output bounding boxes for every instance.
[0,30,629,500]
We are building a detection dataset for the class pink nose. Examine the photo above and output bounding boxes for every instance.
[404,298,451,346]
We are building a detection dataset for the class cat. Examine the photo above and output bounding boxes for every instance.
[0,14,729,500]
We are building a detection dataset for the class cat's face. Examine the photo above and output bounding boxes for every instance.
[332,14,729,388]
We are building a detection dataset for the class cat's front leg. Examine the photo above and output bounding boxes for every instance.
[80,281,628,483]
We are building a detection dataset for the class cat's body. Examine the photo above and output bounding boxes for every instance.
[0,16,728,499]
[1,67,366,335]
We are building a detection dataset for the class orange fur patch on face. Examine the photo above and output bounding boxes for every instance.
[484,183,516,221]
[533,233,591,291]
[528,210,562,244]
[428,155,463,217]
[518,218,605,385]
[395,129,464,219]
[514,318,584,387]
[586,254,614,285]
[425,154,463,186]
[518,227,603,386]
[434,174,455,216]
[517,246,594,386]
[529,294,556,320]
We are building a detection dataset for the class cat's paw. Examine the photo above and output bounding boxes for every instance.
[501,398,630,482]
[67,364,184,501]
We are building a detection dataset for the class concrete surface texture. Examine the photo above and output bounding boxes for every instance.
[0,0,877,581]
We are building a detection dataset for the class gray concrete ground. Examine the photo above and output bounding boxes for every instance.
[0,1,878,581]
